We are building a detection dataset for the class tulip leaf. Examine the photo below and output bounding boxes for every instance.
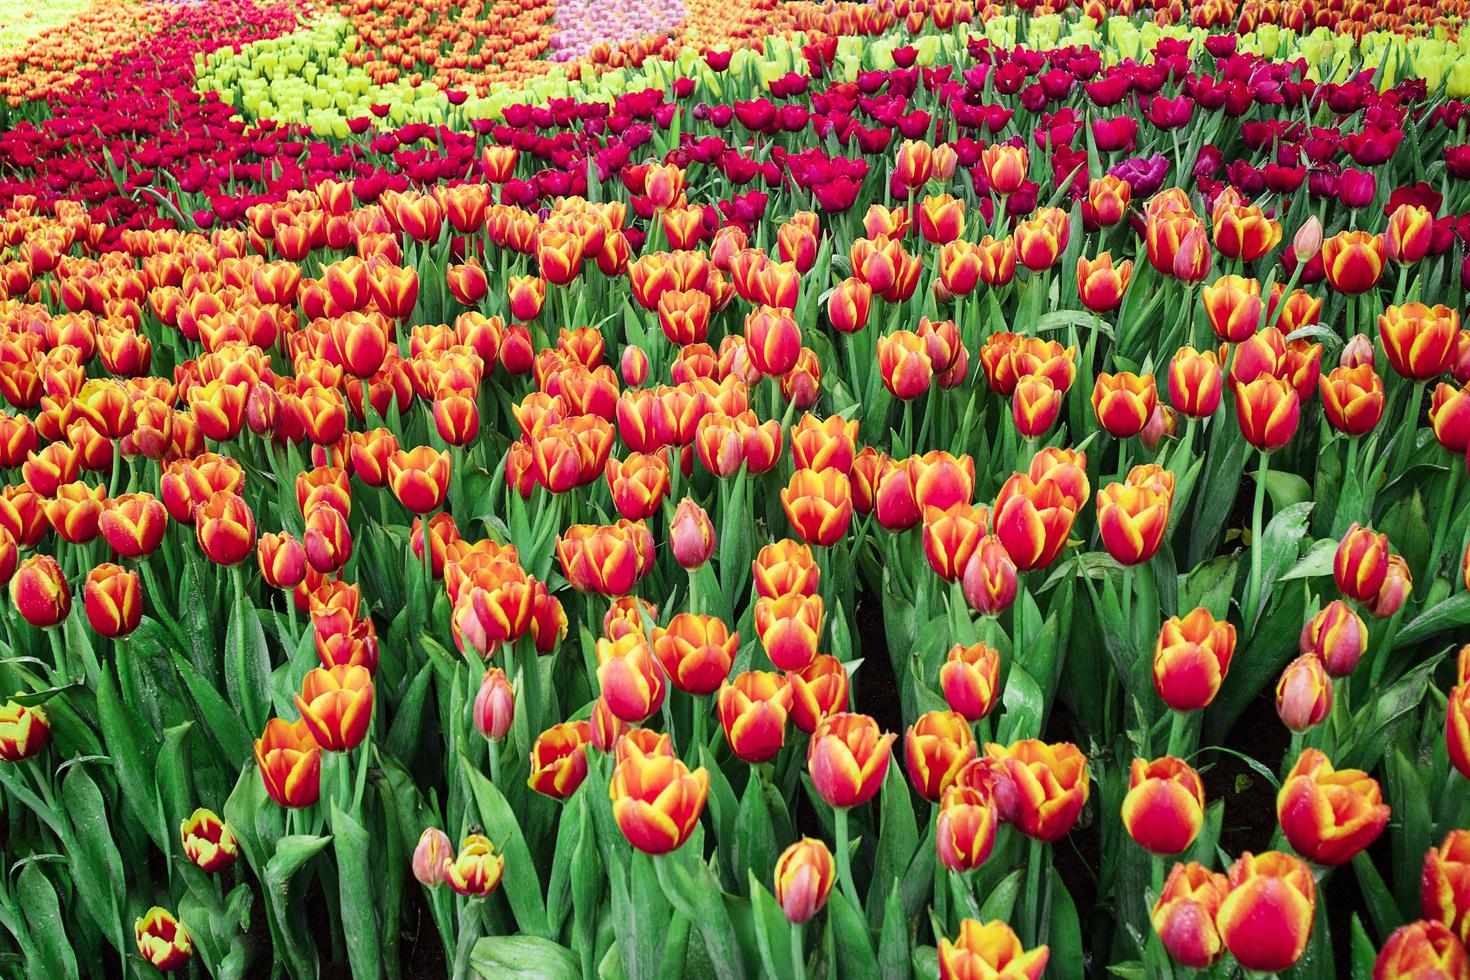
[170,651,252,767]
[1278,538,1338,582]
[547,785,586,939]
[910,945,941,980]
[1264,471,1313,511]
[745,873,793,980]
[15,863,77,980]
[826,890,880,980]
[877,881,909,980]
[653,831,747,980]
[570,792,604,976]
[1046,870,1084,980]
[263,834,332,978]
[699,745,740,884]
[977,868,1025,922]
[1250,501,1314,635]
[384,661,434,770]
[1349,851,1403,944]
[95,665,167,852]
[899,819,937,921]
[330,803,382,980]
[1349,914,1377,980]
[996,661,1045,744]
[869,760,919,928]
[470,935,581,980]
[224,583,272,736]
[1340,655,1439,771]
[1386,748,1435,914]
[459,753,551,939]
[1186,419,1250,567]
[731,770,779,895]
[58,765,125,954]
[1395,592,1470,647]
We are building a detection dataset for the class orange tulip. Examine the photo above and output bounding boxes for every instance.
[0,699,49,762]
[991,473,1077,570]
[83,563,141,638]
[1321,364,1386,435]
[984,739,1089,841]
[1076,253,1133,312]
[652,613,736,696]
[939,919,1048,980]
[1153,609,1237,711]
[1151,862,1229,968]
[1234,375,1299,451]
[528,721,591,798]
[808,712,895,808]
[1322,231,1386,294]
[1121,756,1206,855]
[717,670,793,763]
[980,144,1028,195]
[596,633,666,722]
[1213,204,1281,261]
[780,469,853,546]
[387,446,451,513]
[1276,654,1334,732]
[773,839,835,923]
[1097,482,1171,566]
[788,654,849,734]
[1334,523,1390,603]
[1423,830,1470,945]
[253,718,321,809]
[1386,203,1435,265]
[1217,851,1316,972]
[443,834,505,897]
[1373,920,1470,979]
[941,642,1001,722]
[1276,748,1389,865]
[754,592,823,672]
[1379,303,1459,381]
[752,539,818,600]
[1092,372,1157,438]
[610,753,709,853]
[905,710,977,802]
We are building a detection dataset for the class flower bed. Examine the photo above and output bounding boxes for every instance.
[2,0,1470,978]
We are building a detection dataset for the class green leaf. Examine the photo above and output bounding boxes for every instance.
[384,661,434,769]
[470,936,581,979]
[171,651,252,766]
[1046,870,1084,980]
[59,765,125,953]
[224,585,272,736]
[746,875,795,979]
[1350,851,1403,944]
[827,890,880,980]
[1341,656,1439,771]
[330,804,382,980]
[869,760,919,929]
[978,868,1025,922]
[547,787,586,940]
[1250,502,1314,634]
[460,753,551,938]
[877,883,910,980]
[732,771,779,893]
[1349,914,1377,980]
[653,835,747,980]
[263,834,331,978]
[95,665,167,851]
[16,863,78,980]
[1264,471,1313,511]
[1396,593,1470,646]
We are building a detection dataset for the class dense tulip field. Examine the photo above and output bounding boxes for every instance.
[6,0,1470,976]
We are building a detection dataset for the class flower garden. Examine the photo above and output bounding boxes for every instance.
[4,0,1470,975]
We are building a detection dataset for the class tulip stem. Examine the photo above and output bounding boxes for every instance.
[1165,710,1189,759]
[1427,465,1462,583]
[450,898,484,980]
[689,695,707,762]
[832,806,860,911]
[487,738,502,787]
[107,439,122,499]
[790,921,807,980]
[1243,451,1270,633]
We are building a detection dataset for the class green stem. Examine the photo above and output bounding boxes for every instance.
[450,898,484,980]
[488,738,502,787]
[1165,710,1189,759]
[833,806,861,911]
[107,440,122,499]
[1243,451,1270,632]
[790,921,807,980]
[1427,465,1462,583]
[688,695,707,764]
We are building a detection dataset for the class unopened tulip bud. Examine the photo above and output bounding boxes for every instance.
[773,838,835,923]
[669,497,715,570]
[412,827,454,886]
[620,346,649,386]
[180,808,238,874]
[1292,216,1323,262]
[473,668,515,740]
[0,699,50,762]
[1300,600,1367,677]
[1276,655,1333,732]
[1366,555,1412,619]
[134,908,192,972]
[1340,334,1376,369]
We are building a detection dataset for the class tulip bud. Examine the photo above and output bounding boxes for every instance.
[620,345,649,386]
[936,784,998,873]
[1121,756,1207,855]
[669,497,715,570]
[473,668,515,740]
[1276,654,1333,732]
[940,642,1001,722]
[1216,852,1317,973]
[1292,216,1323,262]
[961,536,1018,615]
[1373,920,1470,979]
[773,838,835,923]
[939,919,1049,980]
[1151,862,1228,968]
[412,827,453,887]
[134,908,192,972]
[9,554,70,628]
[180,808,239,874]
[1366,555,1412,619]
[0,699,50,762]
[1341,333,1375,368]
[1334,523,1391,603]
[808,712,895,809]
[1277,748,1388,865]
[1300,600,1367,677]
[444,834,506,896]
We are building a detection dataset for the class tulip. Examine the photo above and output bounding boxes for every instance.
[1015,212,1066,271]
[1092,372,1157,438]
[1423,830,1470,944]
[773,839,835,924]
[760,645,837,733]
[1386,204,1435,265]
[1276,654,1333,732]
[134,908,192,972]
[977,235,1018,286]
[473,668,514,740]
[780,469,852,547]
[1276,748,1389,866]
[9,554,71,628]
[258,532,307,590]
[1374,920,1470,979]
[444,834,505,896]
[754,592,823,672]
[1380,303,1459,381]
[992,474,1077,571]
[744,306,801,377]
[388,447,451,513]
[896,139,935,188]
[939,919,1048,980]
[665,497,715,571]
[44,481,104,544]
[0,700,49,762]
[1449,683,1470,781]
[295,665,373,752]
[652,613,736,696]
[180,808,238,874]
[808,712,895,809]
[1121,756,1206,855]
[922,503,987,582]
[962,536,1019,615]
[610,753,709,854]
[1087,176,1131,226]
[1201,274,1262,342]
[1011,376,1061,438]
[1097,483,1170,566]
[83,563,141,638]
[596,633,666,722]
[905,710,977,802]
[507,275,546,320]
[828,278,872,334]
[718,671,793,763]
[1321,365,1386,435]
[1322,231,1386,294]
[753,540,819,600]
[99,492,167,559]
[980,144,1028,196]
[1432,384,1470,453]
[940,642,1001,722]
[1301,600,1368,677]
[1335,524,1391,603]
[1234,376,1300,451]
[1153,609,1237,712]
[412,827,453,887]
[253,718,321,809]
[1076,253,1133,312]
[1367,555,1413,619]
[528,721,591,799]
[936,784,998,873]
[984,740,1089,841]
[194,491,256,566]
[1151,862,1229,968]
[878,331,933,400]
[1217,851,1316,972]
